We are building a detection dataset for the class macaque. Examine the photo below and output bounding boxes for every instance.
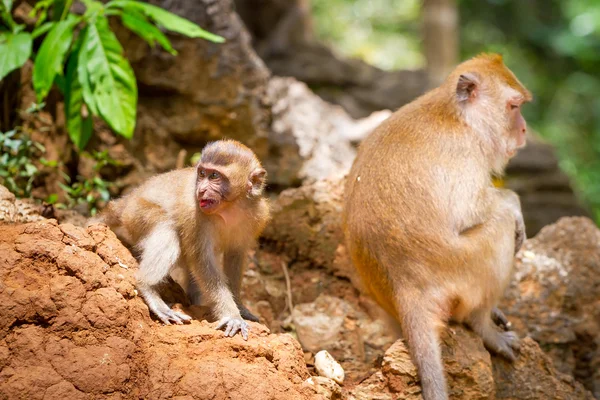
[91,140,270,340]
[342,54,531,400]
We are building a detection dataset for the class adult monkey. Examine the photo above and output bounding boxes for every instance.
[342,54,531,400]
[92,140,270,340]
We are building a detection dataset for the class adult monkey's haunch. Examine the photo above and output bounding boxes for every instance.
[91,140,270,340]
[342,54,531,400]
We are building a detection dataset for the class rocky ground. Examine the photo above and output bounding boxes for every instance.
[0,181,598,400]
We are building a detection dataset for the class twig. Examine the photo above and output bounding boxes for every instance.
[281,261,294,313]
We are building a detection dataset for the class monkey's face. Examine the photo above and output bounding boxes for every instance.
[196,165,230,215]
[505,97,528,157]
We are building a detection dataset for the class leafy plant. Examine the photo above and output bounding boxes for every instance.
[58,150,119,215]
[0,129,46,197]
[0,0,224,149]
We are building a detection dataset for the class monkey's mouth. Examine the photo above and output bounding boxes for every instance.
[200,199,218,210]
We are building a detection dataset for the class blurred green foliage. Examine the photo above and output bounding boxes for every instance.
[0,129,46,197]
[58,150,119,216]
[312,0,600,222]
[460,0,600,221]
[312,0,424,70]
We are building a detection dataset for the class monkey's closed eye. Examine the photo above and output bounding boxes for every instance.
[509,104,519,110]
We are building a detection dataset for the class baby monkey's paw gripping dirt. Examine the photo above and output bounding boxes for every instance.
[217,316,250,340]
[155,305,192,325]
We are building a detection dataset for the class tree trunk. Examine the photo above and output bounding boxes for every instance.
[422,0,459,87]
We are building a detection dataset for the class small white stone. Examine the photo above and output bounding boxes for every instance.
[314,350,345,384]
[523,250,535,259]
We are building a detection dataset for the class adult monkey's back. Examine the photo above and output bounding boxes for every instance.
[342,54,531,400]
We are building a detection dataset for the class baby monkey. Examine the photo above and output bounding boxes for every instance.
[343,54,531,399]
[92,140,270,339]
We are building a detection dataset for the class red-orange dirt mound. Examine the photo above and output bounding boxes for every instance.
[0,220,317,400]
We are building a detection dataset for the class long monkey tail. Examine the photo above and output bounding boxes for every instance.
[398,298,449,400]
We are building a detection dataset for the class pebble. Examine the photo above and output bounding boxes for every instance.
[314,350,345,384]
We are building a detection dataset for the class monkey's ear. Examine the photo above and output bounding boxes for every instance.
[456,72,480,103]
[248,168,267,197]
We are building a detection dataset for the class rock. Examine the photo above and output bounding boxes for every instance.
[0,187,45,224]
[243,250,396,384]
[501,216,600,398]
[265,77,390,186]
[263,178,357,282]
[314,350,345,384]
[0,220,318,400]
[292,295,351,353]
[302,376,343,400]
[350,325,594,400]
[118,0,271,150]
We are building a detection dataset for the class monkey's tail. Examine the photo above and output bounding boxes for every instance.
[398,299,448,400]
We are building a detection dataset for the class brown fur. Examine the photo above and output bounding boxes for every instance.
[342,54,530,400]
[91,140,270,339]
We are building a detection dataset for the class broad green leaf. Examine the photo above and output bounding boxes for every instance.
[0,32,31,81]
[33,15,80,102]
[82,16,137,138]
[107,0,225,43]
[120,8,175,54]
[32,21,55,39]
[2,0,13,11]
[76,26,98,116]
[64,38,93,149]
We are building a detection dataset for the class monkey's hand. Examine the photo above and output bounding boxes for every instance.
[217,316,250,340]
[488,330,521,362]
[155,307,192,326]
[491,307,512,331]
[495,188,526,254]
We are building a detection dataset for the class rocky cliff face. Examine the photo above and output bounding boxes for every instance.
[0,182,597,399]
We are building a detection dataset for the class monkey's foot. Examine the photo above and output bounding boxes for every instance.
[216,317,249,340]
[238,305,260,322]
[485,330,520,362]
[491,307,511,330]
[155,307,192,325]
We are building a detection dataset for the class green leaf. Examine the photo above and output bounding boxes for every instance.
[107,0,225,43]
[64,35,94,149]
[40,157,58,167]
[0,32,32,81]
[76,27,98,116]
[0,0,15,30]
[2,0,13,12]
[24,163,37,176]
[33,15,80,102]
[46,193,58,204]
[82,16,137,138]
[120,8,176,54]
[32,21,55,39]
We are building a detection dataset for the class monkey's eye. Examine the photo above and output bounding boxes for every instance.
[209,172,220,180]
[198,169,206,178]
[509,104,519,110]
